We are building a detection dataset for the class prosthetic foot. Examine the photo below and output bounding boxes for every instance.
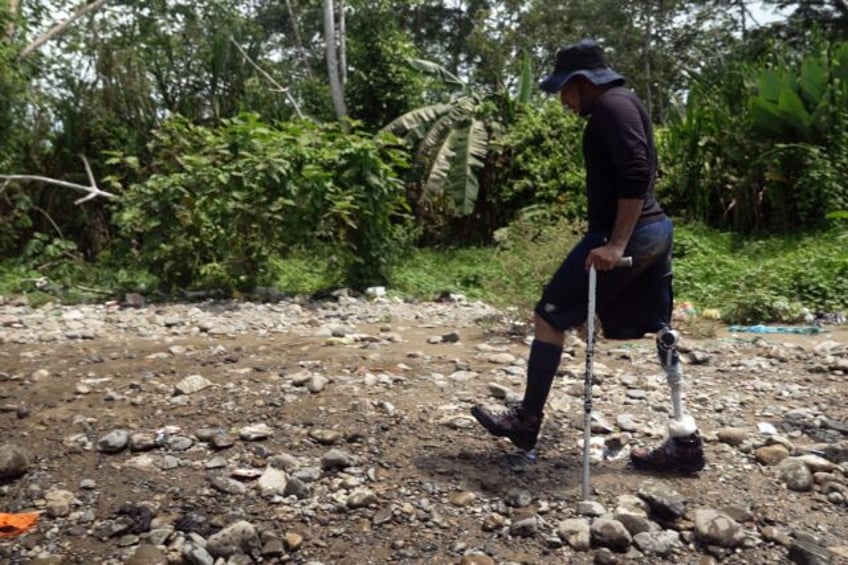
[631,327,705,473]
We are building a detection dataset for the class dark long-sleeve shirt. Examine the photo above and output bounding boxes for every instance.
[583,86,664,233]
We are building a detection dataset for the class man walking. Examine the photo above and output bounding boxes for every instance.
[471,39,705,473]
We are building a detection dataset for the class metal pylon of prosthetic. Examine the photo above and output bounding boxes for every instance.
[656,326,696,436]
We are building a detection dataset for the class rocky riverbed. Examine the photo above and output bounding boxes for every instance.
[1,292,847,565]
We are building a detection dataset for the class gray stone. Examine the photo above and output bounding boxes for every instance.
[557,518,591,551]
[576,500,606,517]
[593,547,619,564]
[97,429,130,453]
[129,432,158,452]
[590,518,632,552]
[795,454,837,473]
[239,423,273,441]
[206,520,260,558]
[509,516,539,537]
[788,540,836,565]
[0,443,30,480]
[638,486,687,521]
[210,476,248,495]
[346,488,378,509]
[823,441,848,464]
[45,488,77,518]
[693,509,742,548]
[755,444,790,466]
[505,489,533,508]
[633,530,681,556]
[778,458,815,492]
[126,544,168,565]
[257,466,288,497]
[716,427,748,446]
[321,449,357,470]
[283,476,310,499]
[614,511,655,536]
[174,374,213,395]
[182,542,214,565]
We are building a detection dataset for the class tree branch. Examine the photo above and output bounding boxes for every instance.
[228,35,304,119]
[6,0,21,40]
[0,155,118,205]
[285,0,314,79]
[19,0,110,59]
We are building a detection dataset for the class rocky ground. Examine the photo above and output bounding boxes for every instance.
[0,291,847,565]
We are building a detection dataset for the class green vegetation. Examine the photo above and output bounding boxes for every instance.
[4,221,846,326]
[1,1,847,325]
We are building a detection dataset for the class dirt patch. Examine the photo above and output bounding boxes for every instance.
[0,299,846,564]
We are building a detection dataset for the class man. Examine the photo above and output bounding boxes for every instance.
[471,39,705,473]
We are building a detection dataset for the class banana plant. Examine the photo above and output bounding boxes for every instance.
[750,41,848,144]
[382,53,534,217]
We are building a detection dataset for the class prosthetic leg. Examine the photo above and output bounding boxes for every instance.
[657,327,697,436]
[630,326,705,473]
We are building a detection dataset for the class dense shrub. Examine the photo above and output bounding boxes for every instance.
[659,37,848,232]
[494,100,586,222]
[106,113,412,291]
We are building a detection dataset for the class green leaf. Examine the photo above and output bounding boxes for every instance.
[757,69,784,103]
[407,58,466,88]
[423,129,458,198]
[750,97,785,136]
[382,103,453,141]
[445,119,488,215]
[777,87,812,138]
[832,43,848,83]
[516,51,533,106]
[798,57,827,105]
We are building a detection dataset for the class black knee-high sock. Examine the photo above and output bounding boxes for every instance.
[521,339,563,416]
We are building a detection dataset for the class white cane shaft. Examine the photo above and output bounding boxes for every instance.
[581,266,598,500]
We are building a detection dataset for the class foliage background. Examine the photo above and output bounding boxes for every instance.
[1,0,847,323]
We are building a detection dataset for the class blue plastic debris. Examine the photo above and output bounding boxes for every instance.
[727,325,826,335]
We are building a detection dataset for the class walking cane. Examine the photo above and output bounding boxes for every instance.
[582,256,632,501]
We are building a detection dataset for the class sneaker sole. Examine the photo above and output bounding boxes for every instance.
[630,456,706,474]
[470,406,537,451]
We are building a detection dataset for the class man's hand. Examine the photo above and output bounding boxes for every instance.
[585,243,625,271]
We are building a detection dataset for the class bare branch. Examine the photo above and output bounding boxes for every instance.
[228,35,304,120]
[6,0,21,40]
[0,155,118,205]
[19,0,110,59]
[285,0,314,79]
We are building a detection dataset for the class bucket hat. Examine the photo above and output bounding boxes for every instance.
[539,39,624,93]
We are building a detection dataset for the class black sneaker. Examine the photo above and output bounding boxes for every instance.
[471,402,542,451]
[630,431,706,474]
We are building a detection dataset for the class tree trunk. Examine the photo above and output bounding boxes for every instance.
[20,0,110,59]
[323,0,347,120]
[642,2,653,121]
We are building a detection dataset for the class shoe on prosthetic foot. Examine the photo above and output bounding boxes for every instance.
[631,417,706,474]
[471,402,542,452]
[631,328,706,473]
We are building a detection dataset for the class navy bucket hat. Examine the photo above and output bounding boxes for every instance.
[539,39,625,93]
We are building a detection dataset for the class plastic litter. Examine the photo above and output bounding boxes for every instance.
[0,512,39,538]
[728,325,826,335]
[758,422,778,435]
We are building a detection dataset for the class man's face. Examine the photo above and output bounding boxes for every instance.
[560,79,582,114]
